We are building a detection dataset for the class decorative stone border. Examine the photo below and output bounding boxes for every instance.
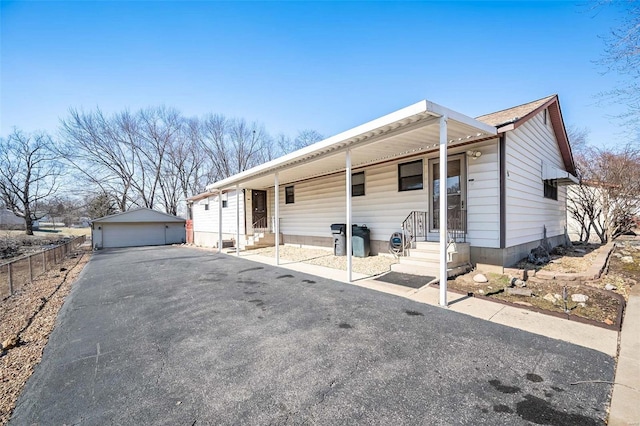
[443,241,625,330]
[433,283,625,331]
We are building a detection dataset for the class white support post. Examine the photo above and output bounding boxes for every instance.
[218,190,223,254]
[346,149,352,283]
[439,115,448,307]
[236,185,240,256]
[274,172,280,265]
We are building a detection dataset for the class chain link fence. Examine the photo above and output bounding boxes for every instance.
[0,235,87,298]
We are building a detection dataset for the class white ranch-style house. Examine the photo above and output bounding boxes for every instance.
[188,95,577,305]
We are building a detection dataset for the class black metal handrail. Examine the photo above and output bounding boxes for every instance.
[401,209,466,255]
[252,216,269,231]
[401,211,428,254]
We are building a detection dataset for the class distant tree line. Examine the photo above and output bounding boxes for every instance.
[0,106,323,234]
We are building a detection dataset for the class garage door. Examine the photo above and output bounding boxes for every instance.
[102,223,167,248]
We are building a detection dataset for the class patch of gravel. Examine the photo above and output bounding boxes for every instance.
[245,246,398,276]
[0,246,91,425]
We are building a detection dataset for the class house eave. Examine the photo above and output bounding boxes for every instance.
[204,100,498,191]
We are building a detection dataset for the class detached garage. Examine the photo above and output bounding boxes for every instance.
[91,208,186,249]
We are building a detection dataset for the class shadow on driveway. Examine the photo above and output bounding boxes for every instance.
[11,246,614,425]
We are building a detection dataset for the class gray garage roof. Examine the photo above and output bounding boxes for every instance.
[91,208,185,224]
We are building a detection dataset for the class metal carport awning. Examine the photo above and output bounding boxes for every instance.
[206,100,498,307]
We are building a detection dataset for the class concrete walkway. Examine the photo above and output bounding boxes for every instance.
[608,284,640,426]
[235,250,638,424]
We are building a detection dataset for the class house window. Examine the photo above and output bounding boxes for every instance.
[204,203,209,211]
[222,200,228,208]
[221,192,228,208]
[285,186,295,204]
[352,172,365,196]
[398,160,423,191]
[544,180,557,200]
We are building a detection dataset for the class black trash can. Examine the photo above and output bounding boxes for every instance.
[352,225,371,258]
[331,223,346,256]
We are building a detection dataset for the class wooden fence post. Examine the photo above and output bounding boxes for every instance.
[29,254,33,283]
[42,251,46,273]
[8,263,13,295]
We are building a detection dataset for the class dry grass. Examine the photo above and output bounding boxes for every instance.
[0,246,91,425]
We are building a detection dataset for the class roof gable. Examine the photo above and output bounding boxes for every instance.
[476,95,575,174]
[92,208,185,223]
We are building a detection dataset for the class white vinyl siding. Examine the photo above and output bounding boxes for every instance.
[466,140,500,248]
[276,160,429,243]
[192,189,245,235]
[260,146,502,247]
[505,112,567,247]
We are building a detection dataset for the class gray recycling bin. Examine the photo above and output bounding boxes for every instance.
[331,223,346,256]
[352,225,371,258]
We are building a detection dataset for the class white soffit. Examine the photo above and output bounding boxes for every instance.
[207,100,498,190]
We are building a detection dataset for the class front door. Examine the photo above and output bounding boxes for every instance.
[429,155,466,235]
[252,190,267,229]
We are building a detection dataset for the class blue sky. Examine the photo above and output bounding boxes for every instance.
[0,1,631,148]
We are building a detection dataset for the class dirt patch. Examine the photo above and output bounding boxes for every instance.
[449,238,639,327]
[0,245,91,425]
[514,243,603,273]
[449,273,622,325]
[0,229,88,260]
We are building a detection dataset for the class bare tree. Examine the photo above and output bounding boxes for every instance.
[596,1,640,130]
[274,129,323,156]
[133,106,182,210]
[87,191,118,219]
[160,118,208,217]
[59,108,138,211]
[570,141,640,243]
[0,130,62,235]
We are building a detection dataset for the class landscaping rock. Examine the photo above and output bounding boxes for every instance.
[571,294,589,303]
[528,245,550,265]
[574,248,586,254]
[621,256,634,264]
[604,318,614,326]
[473,273,488,283]
[506,288,532,297]
[510,277,526,288]
[605,283,617,291]
[621,250,631,256]
[477,289,485,295]
[543,293,558,304]
[513,301,533,307]
[613,253,623,258]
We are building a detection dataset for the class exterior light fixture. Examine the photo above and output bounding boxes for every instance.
[467,150,482,160]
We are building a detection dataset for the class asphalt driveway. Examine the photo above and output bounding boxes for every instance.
[11,246,614,425]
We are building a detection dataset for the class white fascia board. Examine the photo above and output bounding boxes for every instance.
[426,101,498,136]
[206,101,432,191]
[205,99,497,191]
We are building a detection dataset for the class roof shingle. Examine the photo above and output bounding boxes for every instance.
[476,95,556,127]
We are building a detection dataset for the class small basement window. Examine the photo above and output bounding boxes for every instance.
[544,180,558,200]
[285,186,295,204]
[352,172,365,196]
[398,160,423,191]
